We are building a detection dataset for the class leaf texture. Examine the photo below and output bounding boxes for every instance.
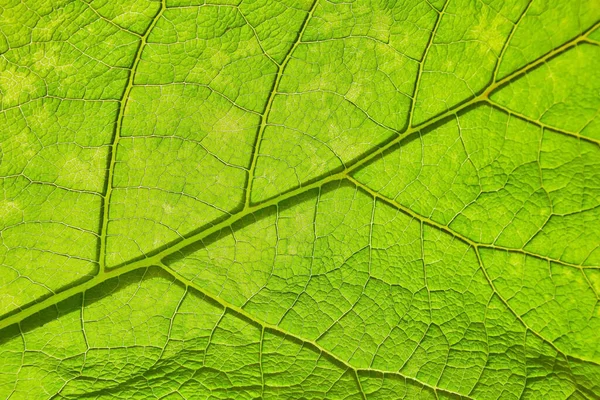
[0,0,599,398]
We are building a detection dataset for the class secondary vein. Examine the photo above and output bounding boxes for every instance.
[97,0,166,272]
[243,0,319,208]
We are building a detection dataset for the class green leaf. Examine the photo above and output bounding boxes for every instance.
[1,0,599,398]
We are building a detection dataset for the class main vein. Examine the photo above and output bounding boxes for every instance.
[125,20,597,269]
[2,18,598,335]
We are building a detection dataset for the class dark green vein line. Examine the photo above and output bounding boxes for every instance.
[491,0,534,82]
[345,175,598,271]
[97,0,166,272]
[471,247,599,375]
[408,0,450,128]
[483,21,599,98]
[354,369,367,400]
[244,0,320,208]
[487,100,600,147]
[0,261,147,331]
[345,175,600,368]
[159,264,475,400]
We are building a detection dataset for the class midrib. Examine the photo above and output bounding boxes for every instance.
[1,16,598,342]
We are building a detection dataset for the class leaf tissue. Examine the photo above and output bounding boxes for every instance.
[0,0,599,398]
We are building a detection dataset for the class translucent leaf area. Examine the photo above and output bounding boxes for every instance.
[1,0,599,398]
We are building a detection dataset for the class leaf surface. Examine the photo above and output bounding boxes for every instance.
[1,0,600,398]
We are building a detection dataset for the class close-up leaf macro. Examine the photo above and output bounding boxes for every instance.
[1,0,600,398]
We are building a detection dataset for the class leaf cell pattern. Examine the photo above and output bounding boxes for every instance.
[1,0,599,398]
